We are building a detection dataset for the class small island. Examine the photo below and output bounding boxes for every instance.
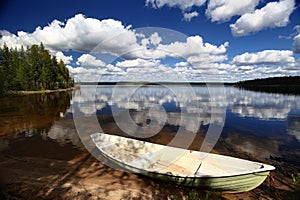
[0,43,74,95]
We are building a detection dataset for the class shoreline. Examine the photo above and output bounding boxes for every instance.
[4,87,75,95]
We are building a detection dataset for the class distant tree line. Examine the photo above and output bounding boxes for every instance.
[236,76,300,95]
[0,43,74,95]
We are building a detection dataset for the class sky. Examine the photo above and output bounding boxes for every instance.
[0,0,299,82]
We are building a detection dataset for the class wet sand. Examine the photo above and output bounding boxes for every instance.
[0,129,299,200]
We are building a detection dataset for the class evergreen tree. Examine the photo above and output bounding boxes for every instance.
[50,56,59,89]
[0,43,74,95]
[58,59,70,88]
[16,46,30,90]
[38,43,54,89]
[27,44,42,90]
[0,44,12,91]
[10,47,22,90]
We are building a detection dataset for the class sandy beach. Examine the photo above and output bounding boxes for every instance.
[0,134,298,200]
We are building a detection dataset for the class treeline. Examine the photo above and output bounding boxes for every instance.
[0,43,74,95]
[236,76,300,95]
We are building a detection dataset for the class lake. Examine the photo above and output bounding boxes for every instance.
[72,85,300,165]
[0,84,300,198]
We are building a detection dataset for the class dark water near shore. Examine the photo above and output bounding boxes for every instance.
[1,85,300,173]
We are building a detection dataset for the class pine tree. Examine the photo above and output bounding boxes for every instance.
[10,47,22,90]
[0,43,74,94]
[0,44,12,91]
[50,56,59,89]
[16,46,30,90]
[27,44,42,90]
[38,43,54,89]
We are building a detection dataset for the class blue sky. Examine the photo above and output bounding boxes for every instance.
[0,0,299,82]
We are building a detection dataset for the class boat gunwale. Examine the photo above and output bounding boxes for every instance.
[91,133,275,178]
[99,150,275,178]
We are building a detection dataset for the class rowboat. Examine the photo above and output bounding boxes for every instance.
[91,133,275,193]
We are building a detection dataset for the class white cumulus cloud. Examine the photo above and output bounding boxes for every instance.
[183,11,199,21]
[157,35,229,64]
[230,0,295,36]
[76,54,106,67]
[206,0,259,22]
[149,32,162,46]
[145,0,297,36]
[0,14,139,57]
[106,64,124,72]
[55,52,73,64]
[232,50,295,66]
[146,0,206,10]
[229,49,300,81]
[116,58,160,68]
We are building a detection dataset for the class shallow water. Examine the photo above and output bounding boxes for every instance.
[1,85,300,173]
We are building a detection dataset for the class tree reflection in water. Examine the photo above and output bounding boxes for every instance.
[0,92,72,139]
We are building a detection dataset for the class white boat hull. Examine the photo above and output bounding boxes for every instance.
[91,133,275,193]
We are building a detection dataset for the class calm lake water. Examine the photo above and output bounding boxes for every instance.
[1,85,300,172]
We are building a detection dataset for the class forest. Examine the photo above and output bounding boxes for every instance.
[0,43,74,95]
[236,76,300,94]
